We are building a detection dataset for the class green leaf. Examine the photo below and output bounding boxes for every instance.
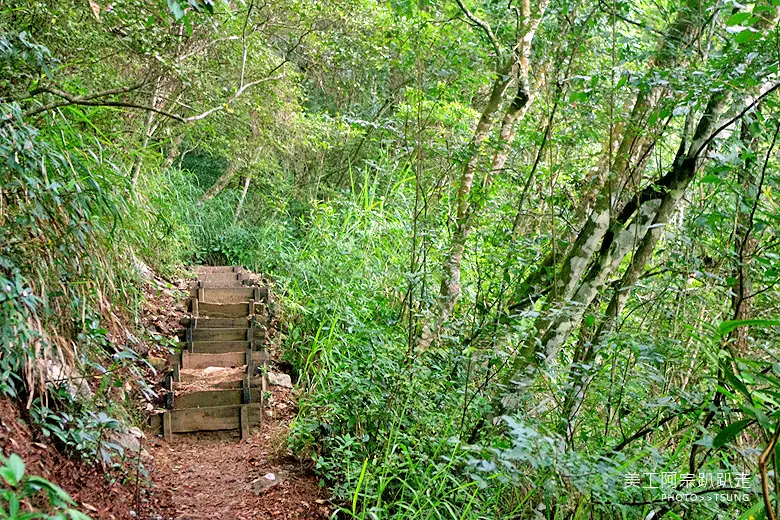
[26,476,74,505]
[712,418,752,448]
[7,454,24,485]
[167,0,185,20]
[742,403,771,429]
[725,12,751,25]
[725,370,753,402]
[735,499,765,520]
[0,467,17,486]
[9,494,19,518]
[718,319,780,336]
[734,29,761,44]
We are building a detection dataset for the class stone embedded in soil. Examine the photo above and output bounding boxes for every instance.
[251,470,288,495]
[147,356,167,372]
[203,366,231,375]
[267,372,293,388]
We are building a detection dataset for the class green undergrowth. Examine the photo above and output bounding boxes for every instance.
[183,168,767,519]
[181,174,564,517]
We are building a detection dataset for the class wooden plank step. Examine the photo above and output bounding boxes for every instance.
[194,287,256,303]
[199,273,240,283]
[194,281,246,290]
[194,301,260,317]
[189,341,252,354]
[180,317,252,328]
[187,286,268,301]
[173,388,262,409]
[195,266,239,273]
[178,327,265,342]
[181,350,268,369]
[165,403,261,433]
[190,328,249,341]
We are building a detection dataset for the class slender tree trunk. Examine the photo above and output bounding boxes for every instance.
[436,84,528,318]
[416,72,512,350]
[561,113,697,433]
[505,0,704,312]
[418,0,550,350]
[165,134,184,168]
[731,119,759,352]
[199,160,241,204]
[131,75,164,187]
[234,175,251,223]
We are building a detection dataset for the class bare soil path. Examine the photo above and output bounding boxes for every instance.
[145,385,329,520]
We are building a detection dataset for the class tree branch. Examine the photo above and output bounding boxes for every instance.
[693,82,780,158]
[454,0,502,64]
[183,74,283,122]
[18,70,284,124]
[22,84,186,121]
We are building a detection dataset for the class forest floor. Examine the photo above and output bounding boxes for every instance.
[0,377,330,520]
[0,398,141,519]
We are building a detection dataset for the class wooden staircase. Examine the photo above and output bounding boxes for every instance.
[152,266,270,441]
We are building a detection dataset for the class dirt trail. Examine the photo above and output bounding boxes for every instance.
[145,384,329,520]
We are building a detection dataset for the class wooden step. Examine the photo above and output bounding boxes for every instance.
[193,301,260,317]
[188,341,252,354]
[191,280,247,290]
[199,271,240,281]
[187,286,269,304]
[174,375,263,388]
[181,350,268,369]
[180,317,252,328]
[178,327,265,342]
[195,266,240,273]
[173,388,262,409]
[160,403,261,436]
[199,273,240,284]
[190,287,255,303]
[190,327,249,341]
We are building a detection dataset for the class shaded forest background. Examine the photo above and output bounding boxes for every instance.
[2,0,780,518]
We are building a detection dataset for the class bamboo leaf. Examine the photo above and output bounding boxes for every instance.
[712,419,752,448]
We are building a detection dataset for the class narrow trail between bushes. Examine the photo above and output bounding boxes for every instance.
[141,266,330,520]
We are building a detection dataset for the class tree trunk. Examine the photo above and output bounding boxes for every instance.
[731,119,759,352]
[501,92,727,397]
[505,0,704,312]
[165,134,184,168]
[417,0,551,350]
[234,175,251,223]
[560,113,697,434]
[199,160,241,205]
[415,71,512,350]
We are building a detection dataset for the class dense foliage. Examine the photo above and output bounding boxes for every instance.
[3,0,780,518]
